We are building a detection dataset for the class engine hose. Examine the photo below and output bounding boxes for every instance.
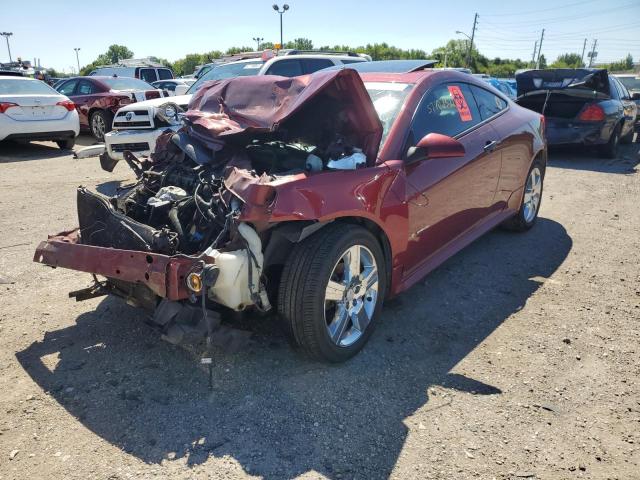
[168,207,187,247]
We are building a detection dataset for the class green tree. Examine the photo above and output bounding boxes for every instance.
[284,38,314,50]
[79,44,134,75]
[550,53,583,69]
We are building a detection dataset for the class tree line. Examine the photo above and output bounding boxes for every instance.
[58,41,635,79]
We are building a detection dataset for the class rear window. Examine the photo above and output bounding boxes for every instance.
[101,77,154,91]
[157,69,173,80]
[0,78,58,95]
[187,61,264,94]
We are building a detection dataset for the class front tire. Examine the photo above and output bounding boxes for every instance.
[502,158,544,232]
[90,110,113,141]
[278,224,386,363]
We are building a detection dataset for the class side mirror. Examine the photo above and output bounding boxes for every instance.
[174,84,189,96]
[632,92,640,100]
[406,133,466,163]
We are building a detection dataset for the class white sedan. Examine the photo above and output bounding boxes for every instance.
[0,75,80,149]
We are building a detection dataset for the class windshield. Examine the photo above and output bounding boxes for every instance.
[364,82,413,147]
[187,61,264,94]
[101,77,154,90]
[617,76,640,91]
[0,78,58,95]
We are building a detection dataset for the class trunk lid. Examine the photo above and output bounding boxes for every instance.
[516,68,610,99]
[184,69,383,164]
[1,94,70,121]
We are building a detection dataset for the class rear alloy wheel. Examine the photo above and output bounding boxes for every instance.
[90,110,113,141]
[55,138,75,150]
[598,124,621,159]
[502,159,544,232]
[279,224,386,363]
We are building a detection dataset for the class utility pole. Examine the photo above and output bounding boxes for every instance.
[74,47,81,73]
[531,40,538,68]
[580,38,587,67]
[535,29,545,69]
[466,13,478,69]
[588,39,598,67]
[0,32,13,62]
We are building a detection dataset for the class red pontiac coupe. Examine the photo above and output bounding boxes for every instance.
[35,62,546,363]
[54,76,165,140]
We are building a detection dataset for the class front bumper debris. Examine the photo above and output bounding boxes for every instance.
[33,230,200,301]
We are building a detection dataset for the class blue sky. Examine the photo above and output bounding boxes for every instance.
[2,0,639,72]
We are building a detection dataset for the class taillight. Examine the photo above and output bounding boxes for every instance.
[56,100,76,111]
[115,95,133,106]
[540,115,546,134]
[0,102,18,113]
[145,90,161,100]
[578,103,605,121]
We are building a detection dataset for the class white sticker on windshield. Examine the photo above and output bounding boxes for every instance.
[243,64,262,69]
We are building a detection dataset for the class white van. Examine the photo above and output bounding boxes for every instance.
[89,65,174,83]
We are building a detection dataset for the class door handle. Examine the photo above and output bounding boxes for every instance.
[484,140,497,152]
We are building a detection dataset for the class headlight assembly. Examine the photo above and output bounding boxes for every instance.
[156,102,183,126]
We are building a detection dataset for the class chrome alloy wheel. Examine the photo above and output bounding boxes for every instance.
[92,114,106,139]
[324,244,379,347]
[523,167,542,223]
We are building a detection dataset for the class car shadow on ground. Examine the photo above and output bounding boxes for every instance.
[548,143,639,175]
[17,218,571,479]
[0,135,97,163]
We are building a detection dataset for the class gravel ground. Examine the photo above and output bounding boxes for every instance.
[0,137,638,480]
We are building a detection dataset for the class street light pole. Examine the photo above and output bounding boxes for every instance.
[272,4,289,47]
[455,30,472,67]
[74,47,81,73]
[252,37,264,51]
[0,32,13,62]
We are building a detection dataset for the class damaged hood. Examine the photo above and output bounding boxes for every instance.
[516,69,610,98]
[184,69,383,163]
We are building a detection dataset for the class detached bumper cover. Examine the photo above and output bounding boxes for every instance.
[33,230,198,301]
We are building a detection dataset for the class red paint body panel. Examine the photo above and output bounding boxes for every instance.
[35,69,546,300]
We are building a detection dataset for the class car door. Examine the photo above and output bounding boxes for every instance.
[402,82,502,272]
[72,79,100,128]
[264,59,304,77]
[612,77,637,137]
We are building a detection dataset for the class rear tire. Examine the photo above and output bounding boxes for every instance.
[620,126,634,145]
[598,124,621,158]
[278,224,386,363]
[56,138,75,150]
[90,110,113,141]
[502,158,544,232]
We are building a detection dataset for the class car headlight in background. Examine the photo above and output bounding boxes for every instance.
[156,102,183,126]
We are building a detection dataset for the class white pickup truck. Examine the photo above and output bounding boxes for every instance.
[104,51,368,161]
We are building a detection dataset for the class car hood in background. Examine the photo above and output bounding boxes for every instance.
[117,94,192,112]
[184,69,383,163]
[516,69,610,98]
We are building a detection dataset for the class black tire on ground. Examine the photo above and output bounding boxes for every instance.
[502,157,545,232]
[598,124,621,158]
[278,223,386,363]
[89,110,113,141]
[55,138,75,150]
[620,126,634,145]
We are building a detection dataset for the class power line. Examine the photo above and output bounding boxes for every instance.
[482,0,600,17]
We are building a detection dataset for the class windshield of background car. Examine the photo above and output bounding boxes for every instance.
[0,78,58,95]
[187,61,265,94]
[101,77,154,90]
[617,76,640,91]
[363,82,413,147]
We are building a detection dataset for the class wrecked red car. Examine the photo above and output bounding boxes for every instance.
[34,66,546,362]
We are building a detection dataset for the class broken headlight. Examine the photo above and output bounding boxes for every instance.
[156,102,183,126]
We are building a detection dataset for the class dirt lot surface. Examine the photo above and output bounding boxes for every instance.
[0,137,639,480]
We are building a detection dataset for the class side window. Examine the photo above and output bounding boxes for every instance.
[165,83,177,92]
[157,69,173,80]
[57,80,78,96]
[302,58,334,74]
[76,80,96,95]
[407,82,481,146]
[340,59,365,65]
[265,59,304,77]
[140,68,158,83]
[608,78,621,100]
[469,85,508,120]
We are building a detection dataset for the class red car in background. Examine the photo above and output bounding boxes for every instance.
[35,63,546,363]
[54,76,166,140]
